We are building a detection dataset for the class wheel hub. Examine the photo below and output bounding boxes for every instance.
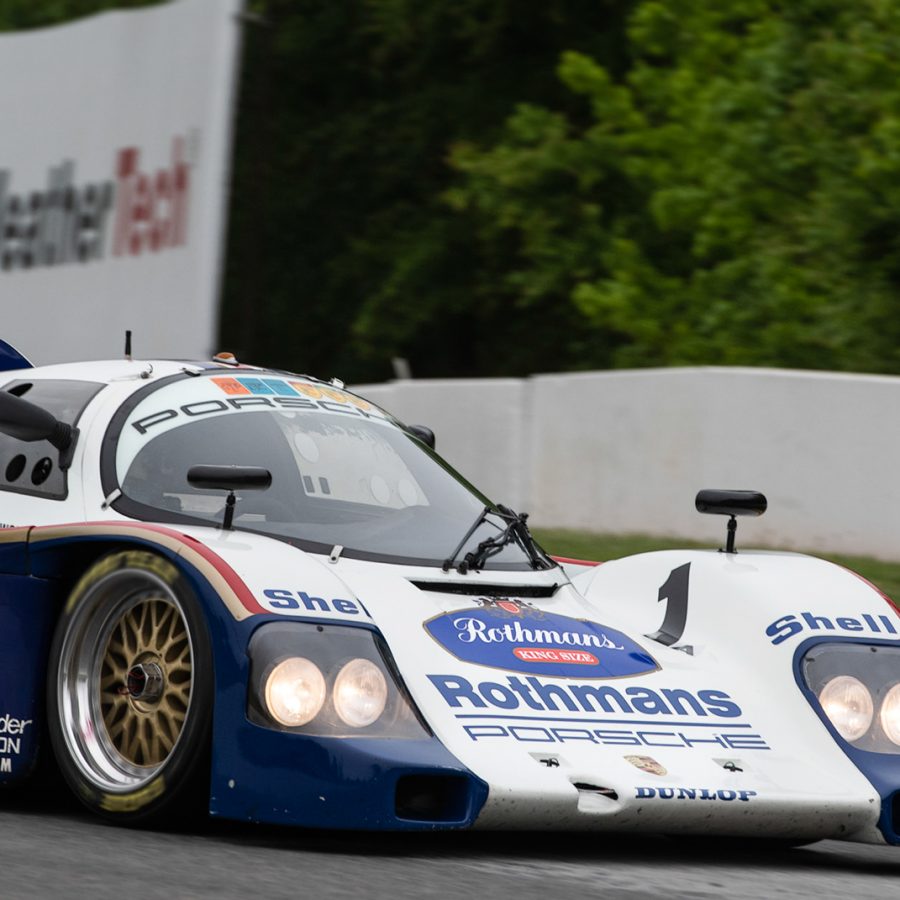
[126,662,164,703]
[97,593,193,769]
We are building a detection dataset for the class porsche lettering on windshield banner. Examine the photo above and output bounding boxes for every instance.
[0,0,242,363]
[116,376,394,469]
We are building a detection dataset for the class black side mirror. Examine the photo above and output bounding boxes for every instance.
[407,425,435,450]
[188,465,273,529]
[0,390,77,468]
[695,489,767,554]
[695,489,767,517]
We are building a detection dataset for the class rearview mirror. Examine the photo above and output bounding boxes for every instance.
[187,465,273,492]
[187,465,273,530]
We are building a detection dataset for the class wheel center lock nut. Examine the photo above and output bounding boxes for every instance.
[126,662,164,702]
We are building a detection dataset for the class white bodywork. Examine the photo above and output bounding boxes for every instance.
[0,358,897,841]
[205,536,892,840]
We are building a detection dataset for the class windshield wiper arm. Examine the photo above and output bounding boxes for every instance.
[448,504,554,574]
[442,505,491,573]
[505,507,555,571]
[463,505,525,572]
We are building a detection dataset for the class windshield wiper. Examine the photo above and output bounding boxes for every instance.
[443,505,491,573]
[443,504,554,574]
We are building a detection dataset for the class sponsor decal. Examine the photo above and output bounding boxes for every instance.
[429,673,770,750]
[514,648,599,665]
[261,589,370,618]
[765,610,898,645]
[0,136,191,272]
[625,755,667,776]
[715,759,745,773]
[488,598,528,615]
[0,714,32,759]
[212,376,373,408]
[428,673,741,716]
[99,776,166,813]
[130,388,389,436]
[425,599,658,678]
[459,722,770,750]
[635,787,757,802]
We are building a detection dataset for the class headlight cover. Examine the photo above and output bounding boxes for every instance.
[881,683,900,745]
[265,657,327,727]
[818,675,873,742]
[333,657,388,727]
[248,622,427,738]
[802,642,900,753]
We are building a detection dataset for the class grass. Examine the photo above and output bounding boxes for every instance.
[532,528,900,602]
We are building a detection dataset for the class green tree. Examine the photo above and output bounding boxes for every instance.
[0,0,153,29]
[220,0,634,380]
[449,0,900,372]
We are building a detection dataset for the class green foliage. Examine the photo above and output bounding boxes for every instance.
[0,0,156,30]
[449,0,900,373]
[10,2,900,379]
[219,0,634,380]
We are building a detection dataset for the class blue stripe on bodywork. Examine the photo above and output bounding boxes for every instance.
[0,340,32,372]
[0,528,489,826]
[206,612,489,830]
[0,574,59,783]
[792,635,900,844]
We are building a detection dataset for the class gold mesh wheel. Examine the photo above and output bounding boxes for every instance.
[99,595,192,768]
[50,550,209,801]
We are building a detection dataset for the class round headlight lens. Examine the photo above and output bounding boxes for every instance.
[333,658,388,728]
[880,683,900,746]
[819,675,874,742]
[264,657,326,727]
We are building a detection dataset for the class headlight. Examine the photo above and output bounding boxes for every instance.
[802,642,900,753]
[880,683,900,746]
[247,622,427,739]
[264,657,326,726]
[334,658,388,727]
[818,675,873,742]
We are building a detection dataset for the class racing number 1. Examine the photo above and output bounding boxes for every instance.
[648,562,691,646]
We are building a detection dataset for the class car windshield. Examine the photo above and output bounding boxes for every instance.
[108,373,541,569]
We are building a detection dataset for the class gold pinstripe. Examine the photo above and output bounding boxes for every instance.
[30,524,254,621]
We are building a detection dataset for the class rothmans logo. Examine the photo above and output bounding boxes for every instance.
[451,616,624,653]
[424,599,658,679]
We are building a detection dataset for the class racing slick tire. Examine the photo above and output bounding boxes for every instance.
[47,549,213,825]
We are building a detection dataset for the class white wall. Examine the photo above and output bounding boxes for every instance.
[354,378,530,510]
[355,367,900,560]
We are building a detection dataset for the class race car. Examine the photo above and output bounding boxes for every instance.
[0,339,898,845]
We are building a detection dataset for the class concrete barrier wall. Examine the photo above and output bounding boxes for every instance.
[353,378,531,510]
[354,367,900,560]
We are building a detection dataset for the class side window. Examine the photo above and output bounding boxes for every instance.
[0,379,103,499]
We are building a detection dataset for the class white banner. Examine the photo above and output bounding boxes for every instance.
[0,0,243,365]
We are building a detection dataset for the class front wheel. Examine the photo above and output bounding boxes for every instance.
[47,550,213,825]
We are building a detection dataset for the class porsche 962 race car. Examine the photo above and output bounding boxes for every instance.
[0,340,898,846]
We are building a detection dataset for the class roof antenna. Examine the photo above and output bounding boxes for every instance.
[125,330,133,362]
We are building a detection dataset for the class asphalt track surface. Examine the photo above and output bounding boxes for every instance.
[1,789,898,900]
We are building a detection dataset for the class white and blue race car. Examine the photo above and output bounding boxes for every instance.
[0,339,898,844]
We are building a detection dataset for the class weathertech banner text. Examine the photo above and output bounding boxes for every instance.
[0,0,242,363]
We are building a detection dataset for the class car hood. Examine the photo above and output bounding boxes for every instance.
[190,526,887,835]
